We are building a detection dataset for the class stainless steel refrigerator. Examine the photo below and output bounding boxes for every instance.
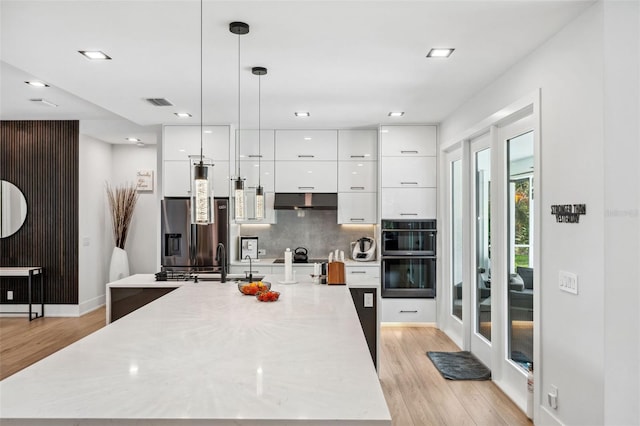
[161,198,228,271]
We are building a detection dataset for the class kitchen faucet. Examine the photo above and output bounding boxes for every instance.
[216,242,227,283]
[244,255,253,282]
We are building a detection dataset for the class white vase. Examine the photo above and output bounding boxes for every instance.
[109,247,130,282]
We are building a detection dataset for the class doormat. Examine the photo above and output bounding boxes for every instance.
[426,351,491,381]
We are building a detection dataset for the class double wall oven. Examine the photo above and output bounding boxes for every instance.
[381,219,436,298]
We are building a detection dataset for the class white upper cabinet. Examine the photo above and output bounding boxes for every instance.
[163,125,230,161]
[237,130,275,161]
[381,157,437,188]
[338,193,377,224]
[275,130,337,161]
[274,162,337,192]
[381,188,437,219]
[380,125,437,157]
[338,161,377,192]
[338,130,377,161]
[163,158,230,198]
[239,160,275,192]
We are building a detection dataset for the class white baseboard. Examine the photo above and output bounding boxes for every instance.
[79,295,105,315]
[538,405,564,425]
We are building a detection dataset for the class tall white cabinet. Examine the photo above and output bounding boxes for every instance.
[337,130,378,224]
[162,125,231,197]
[379,126,437,219]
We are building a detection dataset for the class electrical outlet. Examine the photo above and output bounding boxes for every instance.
[548,385,558,409]
[258,249,266,256]
[364,293,374,308]
[559,271,578,294]
[7,291,14,300]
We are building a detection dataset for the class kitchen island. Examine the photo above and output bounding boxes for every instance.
[0,275,391,426]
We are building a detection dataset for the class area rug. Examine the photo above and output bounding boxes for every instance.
[426,351,491,380]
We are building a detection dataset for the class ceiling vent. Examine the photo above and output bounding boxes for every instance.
[145,98,173,107]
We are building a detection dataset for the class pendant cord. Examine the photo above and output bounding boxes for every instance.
[199,0,203,163]
[237,33,241,178]
[258,73,261,188]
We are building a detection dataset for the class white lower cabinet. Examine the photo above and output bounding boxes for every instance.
[338,193,377,224]
[381,298,436,323]
[345,265,380,285]
[380,188,436,219]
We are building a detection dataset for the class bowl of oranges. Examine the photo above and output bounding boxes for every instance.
[256,290,280,302]
[238,281,271,295]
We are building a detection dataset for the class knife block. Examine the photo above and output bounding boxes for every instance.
[327,261,345,285]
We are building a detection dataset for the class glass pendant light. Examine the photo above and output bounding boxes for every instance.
[252,66,267,220]
[191,0,214,224]
[230,21,249,221]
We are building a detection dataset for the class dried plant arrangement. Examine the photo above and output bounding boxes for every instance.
[105,182,139,249]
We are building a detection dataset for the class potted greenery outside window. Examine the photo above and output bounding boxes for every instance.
[106,182,139,282]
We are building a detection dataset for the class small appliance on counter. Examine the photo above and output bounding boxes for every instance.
[240,236,259,260]
[351,237,376,261]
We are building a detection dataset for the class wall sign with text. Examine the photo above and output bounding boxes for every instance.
[551,204,586,223]
[136,170,154,192]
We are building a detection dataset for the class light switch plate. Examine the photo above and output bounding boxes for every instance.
[559,271,578,294]
[364,293,374,308]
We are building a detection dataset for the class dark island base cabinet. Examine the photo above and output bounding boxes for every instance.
[349,287,377,369]
[111,287,177,322]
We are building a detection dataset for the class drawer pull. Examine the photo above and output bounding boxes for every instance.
[400,310,418,313]
[350,271,366,274]
[298,155,315,158]
[298,186,314,190]
[247,154,263,158]
[401,150,419,154]
[350,186,365,190]
[350,155,366,158]
[400,213,418,216]
[400,182,418,185]
[350,218,365,222]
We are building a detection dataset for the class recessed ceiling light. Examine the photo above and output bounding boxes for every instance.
[30,98,58,107]
[126,137,141,142]
[426,48,455,58]
[388,112,404,117]
[295,112,310,117]
[78,50,112,60]
[304,137,312,140]
[175,112,192,118]
[25,81,49,87]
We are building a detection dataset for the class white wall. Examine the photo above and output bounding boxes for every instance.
[110,144,158,275]
[78,134,112,313]
[440,3,621,424]
[602,1,640,424]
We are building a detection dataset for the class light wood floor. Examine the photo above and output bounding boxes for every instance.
[0,309,531,425]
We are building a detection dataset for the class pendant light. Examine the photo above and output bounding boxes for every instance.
[252,66,267,220]
[230,21,249,221]
[191,0,214,224]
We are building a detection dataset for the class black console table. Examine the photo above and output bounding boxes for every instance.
[0,267,44,321]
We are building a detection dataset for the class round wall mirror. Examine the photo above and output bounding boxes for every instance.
[1,180,28,238]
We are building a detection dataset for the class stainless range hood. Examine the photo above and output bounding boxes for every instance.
[273,193,338,210]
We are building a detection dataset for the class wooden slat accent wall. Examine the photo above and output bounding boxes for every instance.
[0,121,79,304]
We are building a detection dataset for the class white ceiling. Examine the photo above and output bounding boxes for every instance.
[0,0,593,145]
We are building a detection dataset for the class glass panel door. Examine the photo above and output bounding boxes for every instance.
[451,159,463,320]
[475,147,492,341]
[507,130,534,369]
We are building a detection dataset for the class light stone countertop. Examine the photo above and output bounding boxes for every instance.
[1,275,391,426]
